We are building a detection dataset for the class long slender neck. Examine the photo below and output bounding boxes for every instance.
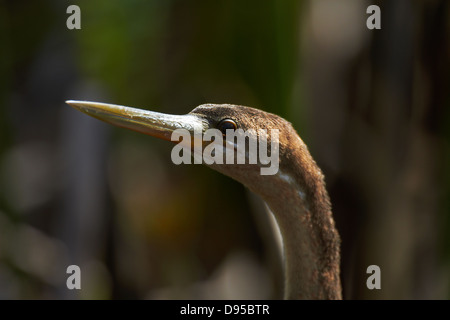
[209,129,342,299]
[261,140,342,300]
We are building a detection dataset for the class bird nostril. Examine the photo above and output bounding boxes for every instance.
[217,119,237,135]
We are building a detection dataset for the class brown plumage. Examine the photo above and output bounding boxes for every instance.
[191,104,342,299]
[66,101,342,299]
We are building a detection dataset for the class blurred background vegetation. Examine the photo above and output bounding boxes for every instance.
[0,0,449,299]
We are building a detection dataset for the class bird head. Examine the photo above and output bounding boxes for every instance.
[65,101,310,199]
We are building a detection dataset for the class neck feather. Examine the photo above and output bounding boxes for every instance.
[209,132,342,299]
[262,141,342,300]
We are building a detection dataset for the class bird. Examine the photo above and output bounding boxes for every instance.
[66,100,342,300]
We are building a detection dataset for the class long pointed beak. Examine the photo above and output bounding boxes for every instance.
[66,100,208,142]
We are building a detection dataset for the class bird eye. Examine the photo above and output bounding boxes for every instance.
[217,119,237,135]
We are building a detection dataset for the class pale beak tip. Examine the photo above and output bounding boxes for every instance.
[65,100,81,108]
[66,100,94,113]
